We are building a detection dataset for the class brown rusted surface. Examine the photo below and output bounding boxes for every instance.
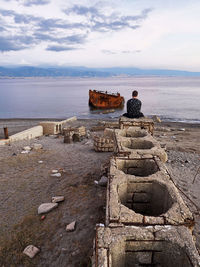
[89,90,124,109]
[3,127,9,139]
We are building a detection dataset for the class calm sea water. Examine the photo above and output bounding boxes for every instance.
[0,76,200,123]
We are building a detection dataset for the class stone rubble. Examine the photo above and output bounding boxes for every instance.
[23,245,40,258]
[38,203,58,214]
[51,196,65,203]
[66,221,76,232]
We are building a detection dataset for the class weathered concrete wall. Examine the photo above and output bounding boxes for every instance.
[107,156,193,226]
[114,128,168,162]
[94,226,200,267]
[40,117,77,135]
[92,117,200,266]
[119,116,154,135]
[0,126,43,145]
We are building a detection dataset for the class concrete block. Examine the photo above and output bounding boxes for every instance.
[107,157,193,226]
[94,226,200,267]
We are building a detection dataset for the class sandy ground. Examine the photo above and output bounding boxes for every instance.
[0,119,200,266]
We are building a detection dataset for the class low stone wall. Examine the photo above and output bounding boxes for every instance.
[40,117,77,135]
[119,116,154,135]
[0,126,43,145]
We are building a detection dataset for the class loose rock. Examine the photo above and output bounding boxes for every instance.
[23,146,31,151]
[51,173,61,177]
[23,245,40,258]
[98,176,108,186]
[32,143,43,150]
[38,203,58,214]
[52,169,58,173]
[66,221,76,232]
[52,196,65,203]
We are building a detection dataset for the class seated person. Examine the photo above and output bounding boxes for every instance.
[123,90,144,118]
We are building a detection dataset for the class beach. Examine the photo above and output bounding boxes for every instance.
[0,118,200,266]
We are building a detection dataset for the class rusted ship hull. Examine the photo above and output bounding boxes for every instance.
[89,90,124,109]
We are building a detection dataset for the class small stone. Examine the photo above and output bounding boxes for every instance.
[98,176,108,186]
[94,180,99,185]
[51,173,61,177]
[66,221,76,232]
[21,150,29,154]
[41,215,46,220]
[52,169,58,173]
[23,146,31,151]
[38,161,43,164]
[32,143,43,150]
[23,245,40,258]
[38,203,58,214]
[179,128,185,131]
[52,196,65,203]
[12,153,17,156]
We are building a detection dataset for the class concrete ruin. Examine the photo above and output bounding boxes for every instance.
[107,156,193,226]
[92,116,200,266]
[94,226,200,267]
[114,127,168,162]
[0,126,43,146]
[119,116,154,135]
[93,128,115,152]
[40,117,77,135]
[63,126,86,143]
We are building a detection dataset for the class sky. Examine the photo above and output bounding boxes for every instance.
[0,0,200,71]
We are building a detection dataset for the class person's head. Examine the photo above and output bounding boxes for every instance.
[132,90,138,98]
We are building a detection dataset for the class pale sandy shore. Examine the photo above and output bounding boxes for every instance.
[0,118,200,266]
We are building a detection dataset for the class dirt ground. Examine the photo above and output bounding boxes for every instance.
[0,119,200,266]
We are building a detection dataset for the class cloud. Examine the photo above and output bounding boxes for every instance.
[64,4,152,32]
[23,0,50,6]
[102,50,116,55]
[0,36,26,52]
[46,45,77,52]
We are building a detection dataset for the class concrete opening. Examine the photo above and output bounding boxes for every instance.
[116,159,159,177]
[122,139,154,150]
[111,239,193,267]
[119,129,147,138]
[119,181,173,216]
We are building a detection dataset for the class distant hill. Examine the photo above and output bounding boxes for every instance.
[1,66,200,77]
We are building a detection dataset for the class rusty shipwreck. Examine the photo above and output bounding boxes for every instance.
[89,90,124,109]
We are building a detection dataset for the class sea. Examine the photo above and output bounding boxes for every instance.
[0,76,200,123]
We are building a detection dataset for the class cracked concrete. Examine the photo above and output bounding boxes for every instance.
[94,225,200,267]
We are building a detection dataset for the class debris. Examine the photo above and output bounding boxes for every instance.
[51,173,61,177]
[52,196,65,203]
[38,160,43,164]
[98,176,108,186]
[94,180,99,185]
[41,215,46,220]
[66,221,76,232]
[23,146,31,151]
[12,153,17,156]
[52,170,58,173]
[32,143,43,150]
[38,203,58,214]
[23,245,40,258]
[21,150,30,154]
[179,128,186,131]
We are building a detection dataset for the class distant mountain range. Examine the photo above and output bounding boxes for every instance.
[1,66,200,77]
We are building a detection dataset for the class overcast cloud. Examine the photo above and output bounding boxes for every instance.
[0,0,200,70]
